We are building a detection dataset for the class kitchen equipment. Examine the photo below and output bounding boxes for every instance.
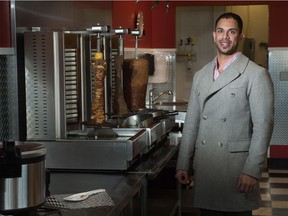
[38,128,149,171]
[130,11,144,59]
[86,128,119,139]
[122,114,153,128]
[63,189,106,202]
[113,27,129,115]
[89,24,110,125]
[20,28,176,172]
[22,28,114,140]
[151,0,160,9]
[136,11,144,38]
[0,140,46,214]
[166,1,170,13]
[33,111,176,171]
[136,108,178,118]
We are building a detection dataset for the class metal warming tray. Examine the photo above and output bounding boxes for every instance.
[35,128,149,171]
[30,115,175,171]
[161,115,176,135]
[118,112,176,150]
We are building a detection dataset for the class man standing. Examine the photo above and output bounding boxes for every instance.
[175,12,274,216]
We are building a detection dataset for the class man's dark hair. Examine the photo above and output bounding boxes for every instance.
[215,12,243,34]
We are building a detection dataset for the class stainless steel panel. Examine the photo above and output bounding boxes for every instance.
[146,122,164,146]
[21,32,80,138]
[35,128,149,170]
[268,48,288,145]
[0,55,19,140]
[279,71,288,81]
[0,161,46,211]
[161,116,176,135]
[25,32,56,140]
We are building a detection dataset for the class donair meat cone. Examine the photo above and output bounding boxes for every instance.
[123,58,149,111]
[90,58,107,125]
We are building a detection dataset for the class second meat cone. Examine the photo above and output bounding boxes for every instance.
[123,58,149,111]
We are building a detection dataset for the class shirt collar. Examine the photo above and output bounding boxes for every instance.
[214,52,241,71]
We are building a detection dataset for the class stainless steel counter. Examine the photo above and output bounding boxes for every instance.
[43,137,180,216]
[48,172,146,216]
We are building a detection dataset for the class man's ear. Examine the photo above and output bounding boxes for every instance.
[212,31,216,42]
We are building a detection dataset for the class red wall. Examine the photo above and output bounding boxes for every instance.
[0,1,11,48]
[151,2,176,48]
[112,1,288,48]
[269,2,288,47]
[112,1,176,48]
[270,145,288,158]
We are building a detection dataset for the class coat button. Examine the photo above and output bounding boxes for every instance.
[201,140,206,145]
[231,93,235,97]
[197,91,200,96]
[218,142,224,147]
[202,115,208,120]
[221,117,226,122]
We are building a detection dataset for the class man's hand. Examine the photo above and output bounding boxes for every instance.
[237,174,257,193]
[175,170,190,185]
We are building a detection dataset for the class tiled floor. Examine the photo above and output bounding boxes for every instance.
[253,169,288,216]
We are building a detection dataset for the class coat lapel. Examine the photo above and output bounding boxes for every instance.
[204,53,250,103]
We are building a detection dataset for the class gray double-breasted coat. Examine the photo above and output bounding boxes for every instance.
[176,53,274,211]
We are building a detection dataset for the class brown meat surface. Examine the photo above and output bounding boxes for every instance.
[123,58,149,111]
[90,59,107,125]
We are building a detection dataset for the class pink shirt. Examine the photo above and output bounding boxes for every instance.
[214,52,241,80]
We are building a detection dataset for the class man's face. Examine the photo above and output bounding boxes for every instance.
[213,18,243,56]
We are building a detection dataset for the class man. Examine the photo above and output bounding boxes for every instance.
[175,12,274,216]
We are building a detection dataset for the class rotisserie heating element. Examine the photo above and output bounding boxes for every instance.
[65,47,80,125]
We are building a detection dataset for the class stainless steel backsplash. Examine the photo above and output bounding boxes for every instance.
[268,48,288,145]
[0,55,19,140]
